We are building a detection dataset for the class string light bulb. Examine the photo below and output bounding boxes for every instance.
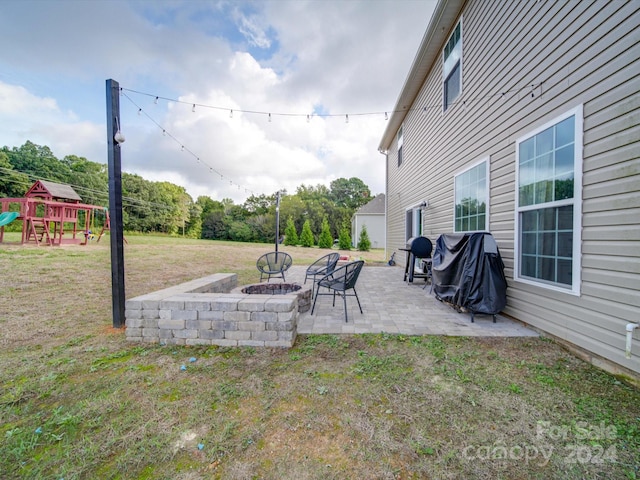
[345,114,349,124]
[268,113,271,122]
[385,112,388,120]
[229,109,233,118]
[138,108,142,116]
[114,117,125,144]
[192,104,196,112]
[306,114,310,123]
[154,96,158,104]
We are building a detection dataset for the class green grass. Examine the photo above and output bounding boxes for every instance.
[0,235,638,479]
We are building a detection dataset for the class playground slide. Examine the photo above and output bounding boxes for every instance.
[0,211,19,227]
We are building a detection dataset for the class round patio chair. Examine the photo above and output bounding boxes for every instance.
[256,251,293,282]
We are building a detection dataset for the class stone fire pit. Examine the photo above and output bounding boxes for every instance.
[125,274,312,348]
[241,283,302,295]
[233,282,311,313]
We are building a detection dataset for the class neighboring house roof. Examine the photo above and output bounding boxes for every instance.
[26,180,83,202]
[355,193,385,215]
[378,0,465,152]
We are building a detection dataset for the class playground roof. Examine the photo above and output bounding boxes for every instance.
[27,180,82,202]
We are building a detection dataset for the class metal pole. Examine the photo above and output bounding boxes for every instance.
[275,191,280,256]
[106,79,126,328]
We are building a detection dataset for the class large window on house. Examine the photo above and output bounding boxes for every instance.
[454,159,488,232]
[515,106,582,293]
[397,124,404,167]
[443,21,462,111]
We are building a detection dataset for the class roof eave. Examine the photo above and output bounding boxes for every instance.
[378,0,466,152]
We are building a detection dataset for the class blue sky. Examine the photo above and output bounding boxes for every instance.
[0,0,436,203]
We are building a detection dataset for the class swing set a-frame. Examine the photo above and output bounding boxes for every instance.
[0,180,113,246]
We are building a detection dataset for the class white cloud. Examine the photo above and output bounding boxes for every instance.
[233,9,272,49]
[0,0,437,203]
[0,81,104,162]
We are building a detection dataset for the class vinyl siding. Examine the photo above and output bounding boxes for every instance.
[353,214,385,250]
[385,0,640,374]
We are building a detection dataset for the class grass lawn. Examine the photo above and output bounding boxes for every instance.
[0,234,638,479]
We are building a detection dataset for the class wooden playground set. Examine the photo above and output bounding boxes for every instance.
[0,180,111,246]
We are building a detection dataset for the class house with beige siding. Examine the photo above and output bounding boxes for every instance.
[379,0,640,377]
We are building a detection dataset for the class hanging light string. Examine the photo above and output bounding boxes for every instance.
[120,90,255,196]
[121,81,543,122]
[118,80,543,196]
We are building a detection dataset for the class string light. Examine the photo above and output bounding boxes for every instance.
[123,81,543,124]
[118,80,544,199]
[122,91,256,196]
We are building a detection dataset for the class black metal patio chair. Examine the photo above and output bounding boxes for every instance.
[311,260,365,322]
[304,252,340,285]
[256,251,292,282]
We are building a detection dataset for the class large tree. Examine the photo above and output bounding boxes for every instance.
[330,177,372,210]
[0,151,30,198]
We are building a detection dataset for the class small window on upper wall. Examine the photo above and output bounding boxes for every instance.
[443,21,462,111]
[454,160,488,232]
[397,124,404,167]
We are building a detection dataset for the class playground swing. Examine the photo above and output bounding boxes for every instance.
[94,207,128,245]
[83,209,96,242]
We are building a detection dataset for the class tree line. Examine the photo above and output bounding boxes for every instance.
[0,141,376,248]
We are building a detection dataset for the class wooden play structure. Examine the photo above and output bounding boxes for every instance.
[0,180,111,246]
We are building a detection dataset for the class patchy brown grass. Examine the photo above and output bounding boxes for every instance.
[0,235,638,480]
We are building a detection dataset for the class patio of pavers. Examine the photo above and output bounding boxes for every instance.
[282,264,539,337]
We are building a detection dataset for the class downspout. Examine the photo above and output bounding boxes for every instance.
[626,323,639,359]
[379,148,389,260]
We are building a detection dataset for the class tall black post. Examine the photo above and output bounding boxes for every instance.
[275,191,281,256]
[106,79,126,328]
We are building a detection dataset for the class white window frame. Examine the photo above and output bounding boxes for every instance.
[443,19,463,111]
[453,158,489,233]
[405,204,422,242]
[514,105,583,295]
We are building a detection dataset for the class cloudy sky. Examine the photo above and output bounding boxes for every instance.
[0,0,436,204]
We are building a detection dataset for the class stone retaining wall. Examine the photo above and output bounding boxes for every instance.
[125,273,308,348]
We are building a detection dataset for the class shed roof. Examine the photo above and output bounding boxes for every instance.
[355,193,385,215]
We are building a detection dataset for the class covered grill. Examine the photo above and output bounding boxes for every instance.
[431,232,507,322]
[401,236,433,283]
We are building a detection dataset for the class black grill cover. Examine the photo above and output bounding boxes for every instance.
[431,232,507,315]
